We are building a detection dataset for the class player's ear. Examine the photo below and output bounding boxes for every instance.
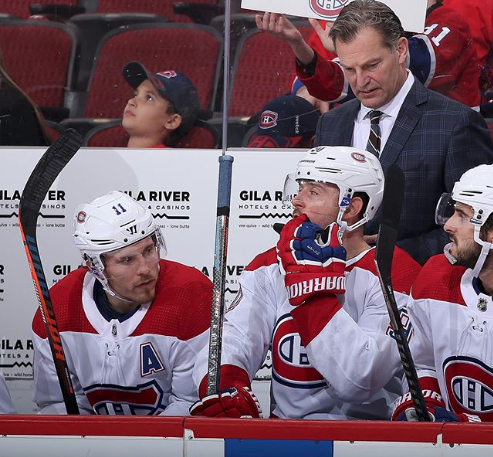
[344,196,364,221]
[164,113,182,131]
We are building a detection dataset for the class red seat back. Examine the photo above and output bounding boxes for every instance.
[86,120,218,148]
[95,0,219,23]
[0,0,76,19]
[229,26,312,117]
[0,21,76,107]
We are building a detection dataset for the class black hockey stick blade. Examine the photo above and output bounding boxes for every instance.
[19,129,83,414]
[375,164,430,422]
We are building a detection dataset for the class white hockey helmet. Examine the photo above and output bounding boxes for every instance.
[294,146,384,231]
[73,191,165,289]
[436,164,493,277]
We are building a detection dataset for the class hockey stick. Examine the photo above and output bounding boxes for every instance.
[375,164,430,422]
[19,129,83,414]
[206,0,234,396]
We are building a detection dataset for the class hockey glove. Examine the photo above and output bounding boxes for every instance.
[393,389,481,422]
[189,386,262,418]
[276,214,346,306]
[397,406,481,423]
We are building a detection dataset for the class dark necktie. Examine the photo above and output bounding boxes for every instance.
[366,110,383,157]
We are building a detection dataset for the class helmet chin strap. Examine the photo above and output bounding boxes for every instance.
[472,227,493,279]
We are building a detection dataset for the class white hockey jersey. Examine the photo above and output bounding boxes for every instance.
[32,260,212,416]
[193,246,420,419]
[402,255,493,421]
[0,372,15,414]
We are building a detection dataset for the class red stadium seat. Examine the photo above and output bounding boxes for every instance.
[0,0,77,19]
[229,23,312,117]
[94,0,220,23]
[0,20,77,110]
[84,119,219,148]
[80,23,222,119]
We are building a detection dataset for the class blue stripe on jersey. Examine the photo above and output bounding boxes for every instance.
[225,439,333,456]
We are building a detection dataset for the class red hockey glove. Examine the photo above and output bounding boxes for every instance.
[276,214,346,306]
[189,386,262,418]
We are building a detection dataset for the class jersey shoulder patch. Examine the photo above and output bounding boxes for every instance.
[412,254,466,305]
[245,247,277,271]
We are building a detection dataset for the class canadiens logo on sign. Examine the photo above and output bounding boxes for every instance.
[309,0,349,20]
[84,380,165,415]
[443,356,493,420]
[272,313,326,388]
[259,110,278,129]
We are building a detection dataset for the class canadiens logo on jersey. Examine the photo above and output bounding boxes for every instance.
[272,313,325,388]
[443,356,493,420]
[309,0,349,20]
[84,380,166,415]
[259,110,278,129]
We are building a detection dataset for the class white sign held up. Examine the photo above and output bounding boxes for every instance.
[241,0,427,33]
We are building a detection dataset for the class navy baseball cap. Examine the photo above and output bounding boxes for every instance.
[248,95,320,148]
[122,61,200,134]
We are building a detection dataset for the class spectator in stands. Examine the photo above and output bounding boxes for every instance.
[0,45,50,146]
[246,94,320,148]
[122,61,200,148]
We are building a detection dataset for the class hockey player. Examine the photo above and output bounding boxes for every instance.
[0,373,15,414]
[32,191,212,415]
[393,165,493,422]
[190,146,421,419]
[259,0,481,108]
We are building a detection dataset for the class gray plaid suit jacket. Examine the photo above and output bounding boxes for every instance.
[315,79,493,265]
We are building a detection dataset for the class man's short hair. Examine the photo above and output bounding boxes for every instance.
[329,0,405,51]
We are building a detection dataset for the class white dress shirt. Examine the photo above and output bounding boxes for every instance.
[352,71,415,153]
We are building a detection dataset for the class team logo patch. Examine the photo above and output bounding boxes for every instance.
[271,313,326,388]
[76,211,86,223]
[351,152,367,163]
[259,110,278,129]
[84,380,165,415]
[157,70,177,79]
[386,307,414,342]
[309,0,349,20]
[443,356,493,420]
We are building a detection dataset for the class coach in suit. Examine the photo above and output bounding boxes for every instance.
[315,0,493,265]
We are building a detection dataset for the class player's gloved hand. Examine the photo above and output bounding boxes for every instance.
[397,406,481,423]
[189,386,262,418]
[276,214,346,306]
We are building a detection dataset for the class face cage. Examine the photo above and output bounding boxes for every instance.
[282,174,369,232]
[84,230,165,297]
